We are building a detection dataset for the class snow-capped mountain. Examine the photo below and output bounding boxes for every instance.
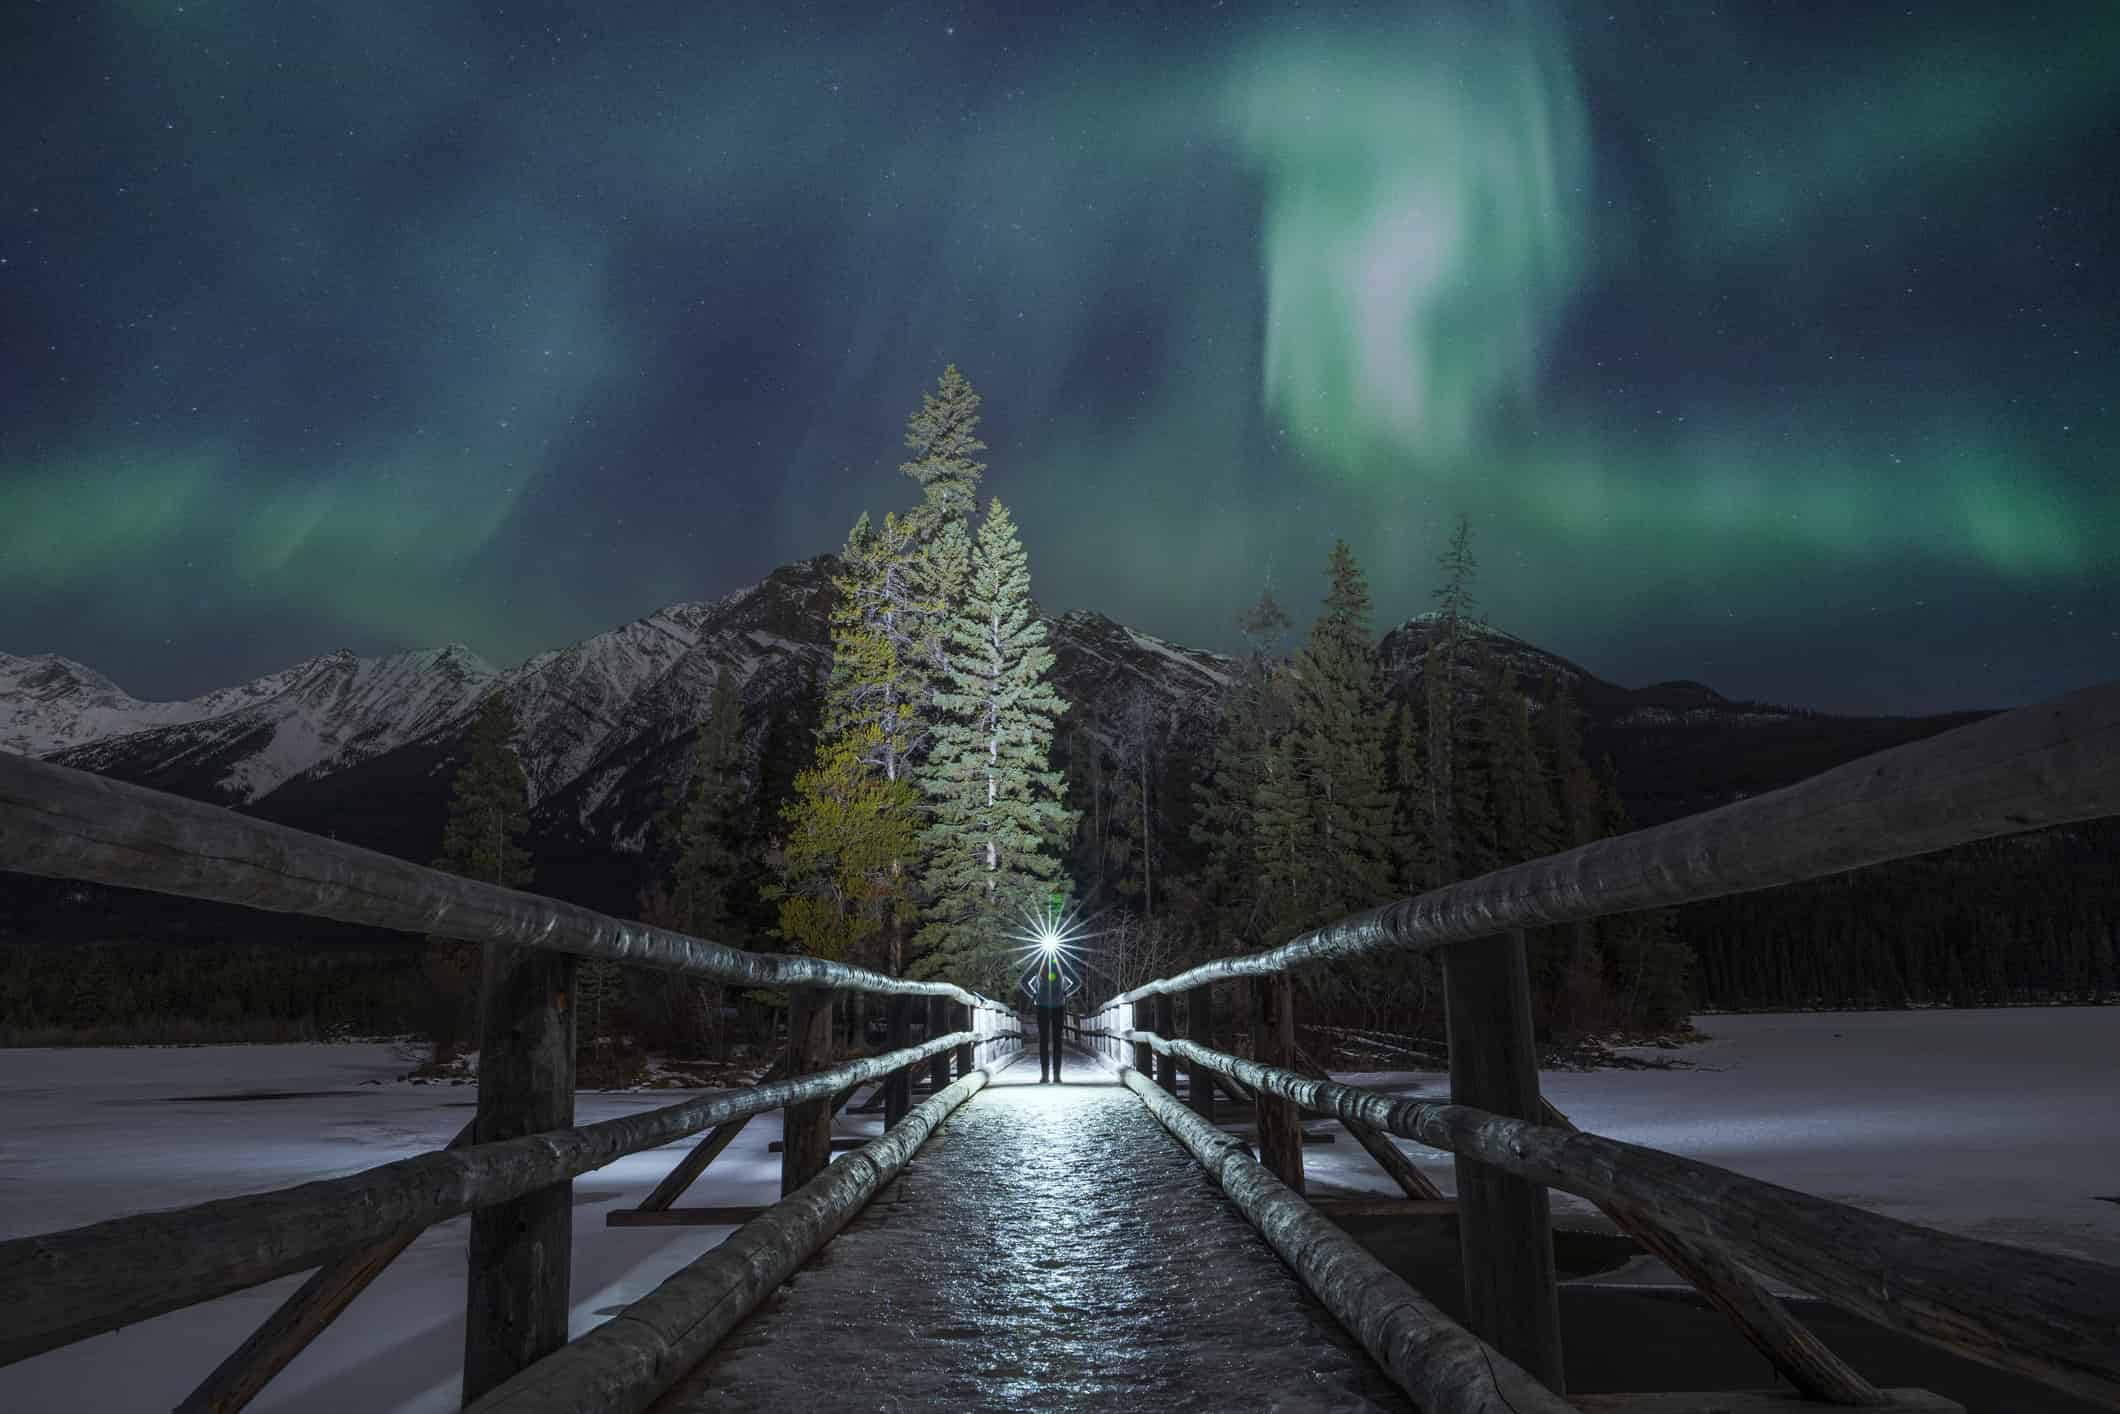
[4,561,1983,903]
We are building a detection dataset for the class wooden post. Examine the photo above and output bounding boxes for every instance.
[955,1003,975,1077]
[1251,975,1303,1194]
[1442,929,1564,1392]
[926,996,951,1093]
[1131,999,1154,1074]
[1153,992,1180,1092]
[883,995,911,1128]
[780,987,839,1197]
[1186,985,1215,1120]
[462,942,577,1404]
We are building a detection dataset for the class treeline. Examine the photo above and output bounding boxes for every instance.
[0,939,426,1046]
[1061,521,1691,1041]
[1683,819,2120,1011]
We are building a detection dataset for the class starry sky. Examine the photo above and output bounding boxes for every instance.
[2,1,2113,714]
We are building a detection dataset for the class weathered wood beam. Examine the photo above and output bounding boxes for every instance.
[464,940,578,1403]
[1572,1393,1960,1414]
[1293,1044,1445,1202]
[1442,929,1564,1391]
[461,1052,1019,1414]
[1185,985,1215,1121]
[780,988,839,1197]
[883,995,911,1128]
[1098,680,2120,1007]
[172,1120,476,1414]
[1132,1031,2120,1409]
[1117,1064,1577,1414]
[0,753,1008,1013]
[1153,992,1179,1092]
[604,1206,773,1228]
[629,1058,790,1214]
[0,1030,972,1368]
[926,996,951,1094]
[1539,1096,1888,1406]
[1251,977,1305,1194]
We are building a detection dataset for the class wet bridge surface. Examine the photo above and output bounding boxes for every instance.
[651,1056,1414,1413]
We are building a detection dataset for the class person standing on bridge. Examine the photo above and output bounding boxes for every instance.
[1019,943,1083,1083]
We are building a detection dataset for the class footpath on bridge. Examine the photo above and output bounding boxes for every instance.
[649,1054,1415,1413]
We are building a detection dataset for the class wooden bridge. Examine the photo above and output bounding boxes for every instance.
[2,682,2118,1412]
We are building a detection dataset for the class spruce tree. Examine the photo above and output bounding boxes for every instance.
[899,364,986,538]
[773,721,920,966]
[669,667,749,943]
[427,694,534,1057]
[1428,515,1478,883]
[436,694,534,888]
[1482,665,1561,867]
[1283,540,1395,926]
[915,499,1072,990]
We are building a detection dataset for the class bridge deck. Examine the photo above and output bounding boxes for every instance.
[650,1055,1414,1413]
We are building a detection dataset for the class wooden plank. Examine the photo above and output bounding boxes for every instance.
[0,753,1012,1010]
[954,1002,973,1077]
[1441,928,1564,1393]
[927,996,951,1093]
[883,996,911,1127]
[1573,1392,1960,1414]
[462,1059,1007,1414]
[0,1029,973,1367]
[1090,679,2120,1008]
[1296,1046,1445,1202]
[173,1120,477,1414]
[633,1057,791,1213]
[604,1206,773,1228]
[462,941,576,1404]
[780,988,838,1197]
[1539,1096,1887,1406]
[1153,992,1179,1092]
[1251,975,1304,1195]
[1134,1032,2120,1409]
[1311,1198,1459,1221]
[1131,999,1154,1074]
[766,1136,870,1154]
[1116,1066,1576,1414]
[1186,984,1215,1121]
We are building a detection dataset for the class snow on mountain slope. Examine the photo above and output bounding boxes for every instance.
[48,644,497,804]
[0,652,308,758]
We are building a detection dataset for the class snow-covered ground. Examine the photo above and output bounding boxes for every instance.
[1302,1007,2120,1272]
[3,1009,2115,1412]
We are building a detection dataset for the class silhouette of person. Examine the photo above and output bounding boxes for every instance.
[1019,947,1083,1083]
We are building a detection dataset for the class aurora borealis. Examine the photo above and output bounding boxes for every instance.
[2,3,2112,713]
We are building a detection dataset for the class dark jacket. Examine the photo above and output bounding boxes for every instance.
[1019,952,1082,1009]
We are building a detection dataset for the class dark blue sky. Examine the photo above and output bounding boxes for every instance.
[2,1,2113,713]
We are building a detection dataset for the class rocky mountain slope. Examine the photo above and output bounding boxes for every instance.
[4,560,1985,927]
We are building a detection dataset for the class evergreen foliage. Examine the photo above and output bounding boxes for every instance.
[772,721,919,965]
[914,499,1072,990]
[668,667,751,944]
[1280,540,1395,926]
[435,694,534,888]
[899,363,987,537]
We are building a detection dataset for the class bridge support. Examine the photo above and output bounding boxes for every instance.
[955,1003,974,1077]
[884,996,911,1127]
[1186,985,1215,1121]
[1131,1000,1155,1073]
[463,942,577,1404]
[782,987,841,1197]
[1153,993,1179,1092]
[1251,975,1304,1194]
[1443,928,1564,1392]
[927,996,951,1093]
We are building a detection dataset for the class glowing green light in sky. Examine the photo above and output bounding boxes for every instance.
[1229,5,1586,473]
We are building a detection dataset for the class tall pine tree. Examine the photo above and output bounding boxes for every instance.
[427,694,534,1057]
[1429,515,1478,883]
[1280,540,1395,927]
[668,667,750,944]
[915,500,1072,990]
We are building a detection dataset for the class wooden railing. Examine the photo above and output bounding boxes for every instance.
[1083,678,2120,1413]
[0,752,1022,1411]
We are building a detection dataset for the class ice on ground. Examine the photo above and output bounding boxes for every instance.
[2,1009,2115,1412]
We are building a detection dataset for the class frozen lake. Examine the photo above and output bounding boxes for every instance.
[2,1007,2115,1412]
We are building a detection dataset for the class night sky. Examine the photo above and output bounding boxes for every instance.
[2,2,2113,714]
